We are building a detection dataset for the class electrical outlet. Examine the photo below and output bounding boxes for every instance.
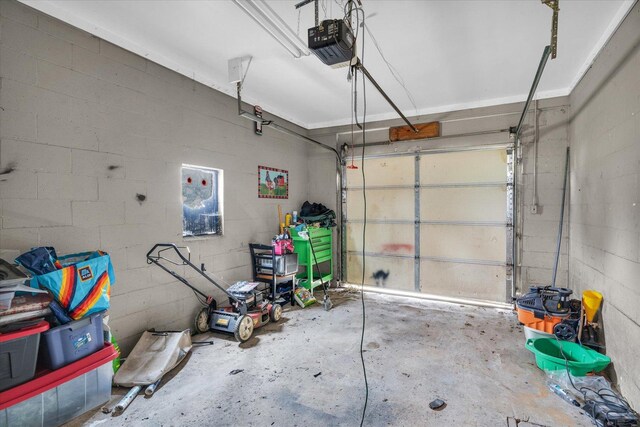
[530,204,538,214]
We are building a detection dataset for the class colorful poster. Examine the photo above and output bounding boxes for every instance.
[258,166,288,199]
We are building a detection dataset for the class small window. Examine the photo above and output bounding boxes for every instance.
[182,164,223,237]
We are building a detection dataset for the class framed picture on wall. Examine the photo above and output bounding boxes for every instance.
[258,166,288,199]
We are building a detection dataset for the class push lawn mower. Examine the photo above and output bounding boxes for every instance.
[146,244,282,343]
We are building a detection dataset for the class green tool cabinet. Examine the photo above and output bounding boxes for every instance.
[291,227,333,292]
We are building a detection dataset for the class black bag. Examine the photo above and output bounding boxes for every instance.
[299,201,336,228]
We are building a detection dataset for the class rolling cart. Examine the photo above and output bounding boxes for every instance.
[249,243,297,306]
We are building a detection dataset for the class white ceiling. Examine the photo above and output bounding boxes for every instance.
[21,0,634,129]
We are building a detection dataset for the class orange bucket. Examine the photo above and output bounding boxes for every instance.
[516,307,568,334]
[516,286,573,334]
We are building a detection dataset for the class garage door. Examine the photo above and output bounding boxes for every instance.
[343,146,514,303]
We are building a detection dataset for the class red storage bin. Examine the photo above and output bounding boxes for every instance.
[0,343,117,427]
[0,321,49,392]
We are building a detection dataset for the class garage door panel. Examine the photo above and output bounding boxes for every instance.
[347,254,414,291]
[420,224,506,262]
[347,189,414,221]
[346,223,414,255]
[420,261,506,301]
[420,150,507,184]
[420,187,507,222]
[346,156,415,187]
[345,148,511,303]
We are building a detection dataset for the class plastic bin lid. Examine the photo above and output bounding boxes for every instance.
[43,310,104,334]
[0,320,49,343]
[0,342,118,410]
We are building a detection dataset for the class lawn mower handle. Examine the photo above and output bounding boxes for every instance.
[146,243,247,312]
[146,243,190,263]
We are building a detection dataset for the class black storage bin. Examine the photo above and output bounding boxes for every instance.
[0,321,49,392]
[39,312,104,370]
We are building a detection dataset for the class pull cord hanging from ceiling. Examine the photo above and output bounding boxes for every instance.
[343,2,369,425]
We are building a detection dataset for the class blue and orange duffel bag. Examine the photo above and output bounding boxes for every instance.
[17,248,115,320]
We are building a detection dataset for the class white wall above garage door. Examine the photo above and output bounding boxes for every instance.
[344,145,514,303]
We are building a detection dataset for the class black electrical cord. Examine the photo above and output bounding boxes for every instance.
[357,6,368,426]
[342,2,369,423]
[347,5,365,131]
[553,333,638,425]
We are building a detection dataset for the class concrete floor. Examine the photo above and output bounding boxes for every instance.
[73,290,592,427]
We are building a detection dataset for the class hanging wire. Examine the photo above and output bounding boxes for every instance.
[321,0,328,19]
[347,62,358,169]
[342,3,368,424]
[363,23,418,115]
[357,7,369,425]
[345,3,365,130]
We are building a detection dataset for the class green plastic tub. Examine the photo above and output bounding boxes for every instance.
[525,338,610,376]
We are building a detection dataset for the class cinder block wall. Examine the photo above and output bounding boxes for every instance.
[0,1,311,353]
[569,3,640,408]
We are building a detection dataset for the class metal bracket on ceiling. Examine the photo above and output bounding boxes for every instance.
[509,1,560,137]
[542,0,559,59]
